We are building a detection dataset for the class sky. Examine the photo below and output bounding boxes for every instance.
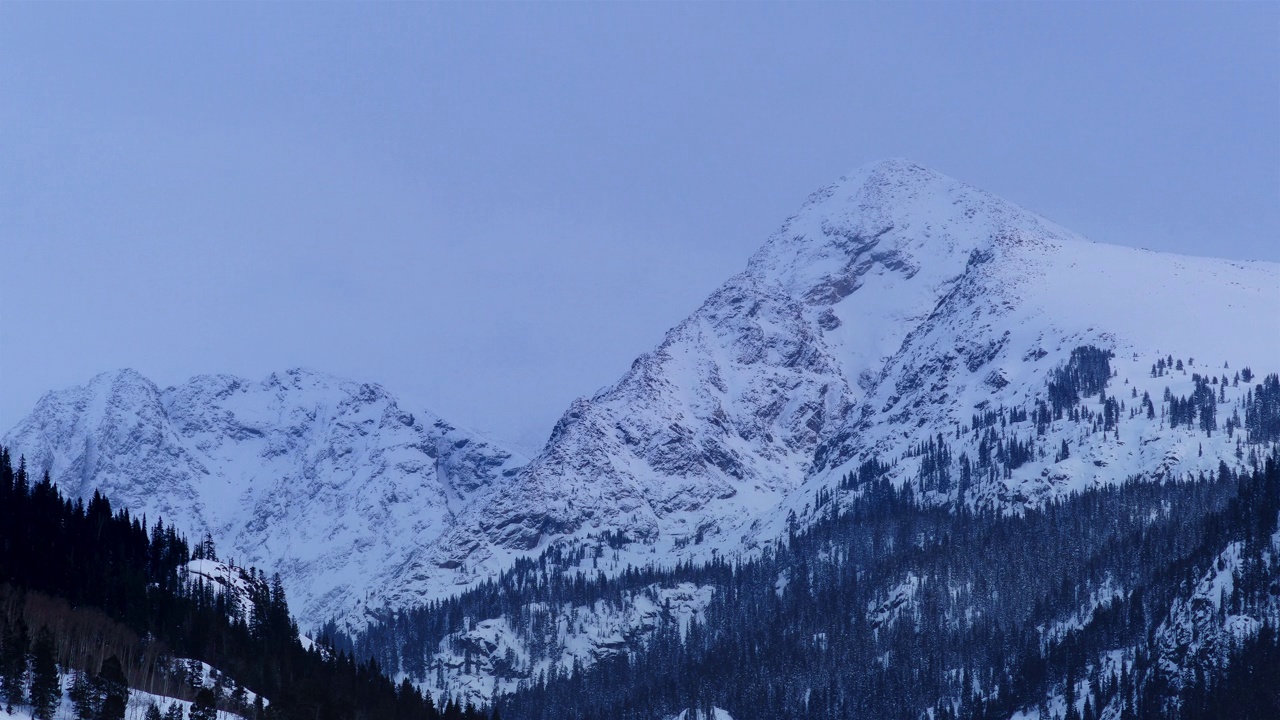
[1,3,1277,451]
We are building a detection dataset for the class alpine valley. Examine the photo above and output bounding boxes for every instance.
[4,160,1279,720]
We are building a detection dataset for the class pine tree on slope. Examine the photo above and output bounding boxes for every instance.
[97,656,128,720]
[28,627,61,720]
[0,617,29,713]
[189,687,218,720]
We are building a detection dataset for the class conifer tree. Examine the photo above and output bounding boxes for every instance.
[1,617,29,712]
[28,627,60,720]
[68,669,98,720]
[97,656,129,720]
[190,688,217,720]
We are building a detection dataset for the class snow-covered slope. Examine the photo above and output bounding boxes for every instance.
[418,583,714,707]
[422,159,1280,582]
[2,368,526,626]
[0,685,252,720]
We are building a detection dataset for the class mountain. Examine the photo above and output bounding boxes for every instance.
[333,159,1279,710]
[1,368,526,626]
[419,158,1280,578]
[7,159,1278,627]
[5,159,1279,717]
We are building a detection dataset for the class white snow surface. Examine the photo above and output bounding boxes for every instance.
[6,159,1279,623]
[665,709,735,720]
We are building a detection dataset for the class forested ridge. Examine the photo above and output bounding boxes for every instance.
[0,448,490,720]
[342,452,1277,720]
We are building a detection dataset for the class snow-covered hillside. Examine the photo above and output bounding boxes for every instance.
[417,583,714,707]
[1005,515,1280,720]
[2,368,525,626]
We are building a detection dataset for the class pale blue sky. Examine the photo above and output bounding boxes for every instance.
[2,3,1277,449]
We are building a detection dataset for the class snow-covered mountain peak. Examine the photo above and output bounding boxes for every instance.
[3,367,528,627]
[746,159,1070,300]
[60,367,166,423]
[422,161,1279,591]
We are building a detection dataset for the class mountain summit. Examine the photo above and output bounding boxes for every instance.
[420,158,1280,581]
